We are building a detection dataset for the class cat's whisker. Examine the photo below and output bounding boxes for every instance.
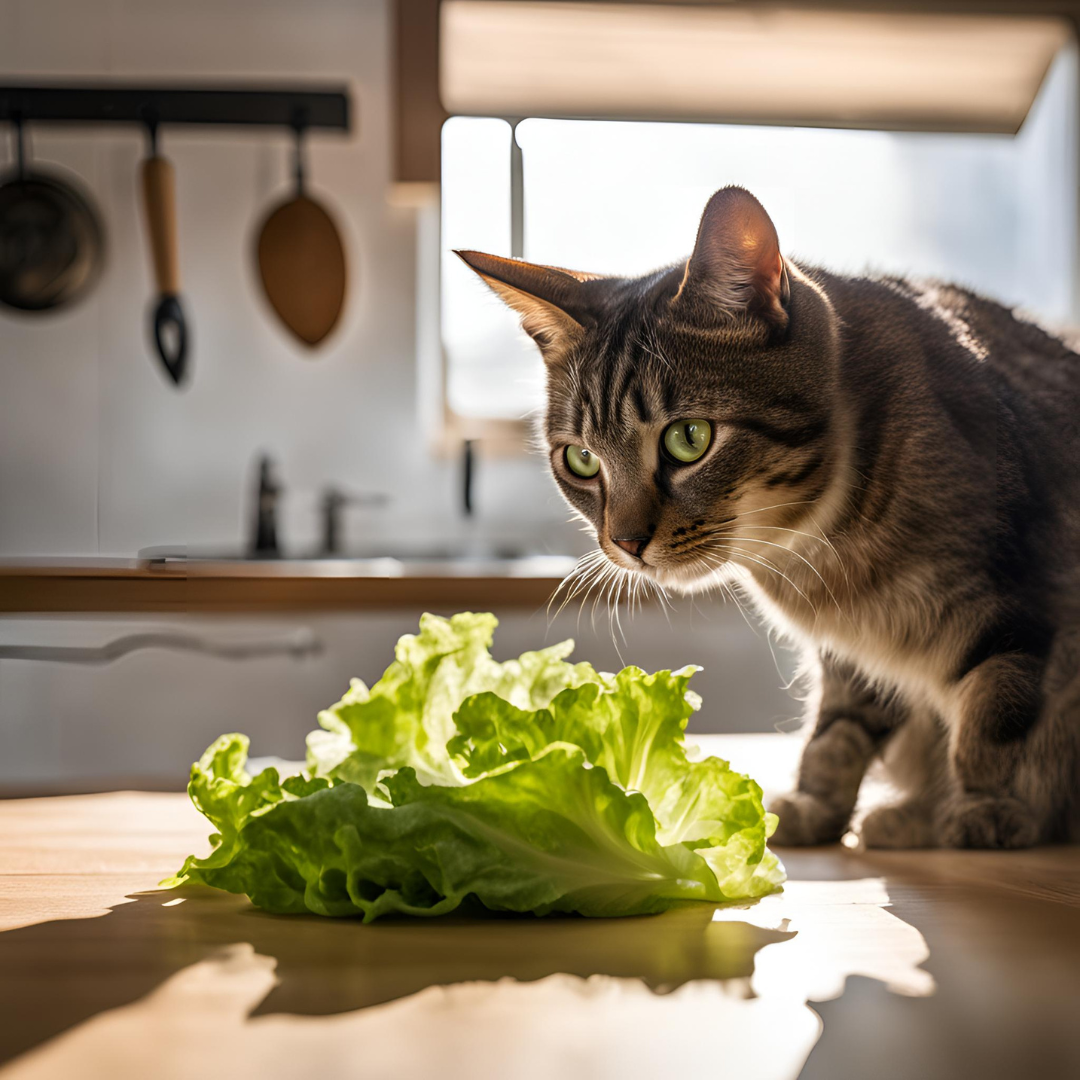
[554,544,678,635]
[688,549,755,612]
[641,578,652,620]
[720,499,850,586]
[710,543,819,616]
[669,514,839,561]
[725,522,847,575]
[547,549,607,623]
[546,570,580,623]
[555,569,603,621]
[601,565,621,630]
[720,575,760,637]
[608,571,629,652]
[641,571,674,617]
[560,552,618,632]
[721,532,845,616]
[738,556,818,619]
[672,528,835,622]
[572,562,606,634]
[588,560,623,630]
[570,557,613,630]
[551,576,597,627]
[640,573,663,618]
[676,526,847,619]
[724,531,855,629]
[724,499,821,521]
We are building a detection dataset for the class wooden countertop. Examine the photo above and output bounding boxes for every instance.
[0,557,577,614]
[1,734,1078,1079]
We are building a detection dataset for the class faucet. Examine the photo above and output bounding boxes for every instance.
[248,454,387,558]
[320,487,388,555]
[251,455,281,557]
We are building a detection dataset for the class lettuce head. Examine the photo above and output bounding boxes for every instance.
[167,612,784,920]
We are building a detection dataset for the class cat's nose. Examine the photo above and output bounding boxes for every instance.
[612,536,651,559]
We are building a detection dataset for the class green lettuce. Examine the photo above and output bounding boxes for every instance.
[167,612,784,920]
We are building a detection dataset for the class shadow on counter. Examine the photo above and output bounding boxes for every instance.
[0,885,794,1067]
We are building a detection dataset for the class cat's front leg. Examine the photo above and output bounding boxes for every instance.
[937,649,1045,849]
[770,656,906,846]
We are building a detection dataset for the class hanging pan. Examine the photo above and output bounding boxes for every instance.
[0,119,105,312]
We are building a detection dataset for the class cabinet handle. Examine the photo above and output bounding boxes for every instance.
[0,629,321,665]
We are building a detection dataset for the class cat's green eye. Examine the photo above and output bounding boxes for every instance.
[663,419,713,464]
[565,445,601,479]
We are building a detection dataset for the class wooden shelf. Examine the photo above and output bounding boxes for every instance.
[0,560,571,614]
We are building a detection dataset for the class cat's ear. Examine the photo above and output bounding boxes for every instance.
[454,250,598,363]
[674,186,789,331]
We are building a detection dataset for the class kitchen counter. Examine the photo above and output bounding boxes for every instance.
[1,734,1078,1079]
[0,556,579,613]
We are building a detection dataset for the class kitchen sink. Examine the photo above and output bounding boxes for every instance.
[137,544,579,578]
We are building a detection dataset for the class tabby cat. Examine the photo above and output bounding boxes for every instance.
[457,186,1080,849]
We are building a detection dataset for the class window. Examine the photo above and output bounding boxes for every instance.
[441,45,1077,424]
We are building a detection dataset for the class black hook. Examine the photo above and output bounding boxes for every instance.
[291,107,308,195]
[10,115,26,181]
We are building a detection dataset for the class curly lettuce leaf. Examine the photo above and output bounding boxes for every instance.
[306,612,597,791]
[447,666,782,896]
[170,613,785,919]
[169,735,731,919]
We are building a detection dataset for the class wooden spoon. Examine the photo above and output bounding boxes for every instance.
[256,129,346,348]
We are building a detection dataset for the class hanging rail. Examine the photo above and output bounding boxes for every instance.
[0,84,350,131]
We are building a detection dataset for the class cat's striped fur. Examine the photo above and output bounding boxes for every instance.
[458,186,1080,848]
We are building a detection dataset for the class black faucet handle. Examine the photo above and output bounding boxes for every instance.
[320,487,389,555]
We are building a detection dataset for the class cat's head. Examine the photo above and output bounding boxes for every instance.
[457,186,842,594]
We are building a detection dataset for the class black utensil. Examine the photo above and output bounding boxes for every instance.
[140,124,188,385]
[0,118,104,312]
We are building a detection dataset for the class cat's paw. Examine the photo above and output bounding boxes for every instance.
[860,801,934,849]
[769,791,849,846]
[937,794,1039,849]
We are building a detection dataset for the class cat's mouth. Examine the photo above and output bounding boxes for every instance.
[601,542,732,595]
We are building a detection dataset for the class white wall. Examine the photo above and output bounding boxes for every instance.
[0,0,802,781]
[0,0,571,559]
